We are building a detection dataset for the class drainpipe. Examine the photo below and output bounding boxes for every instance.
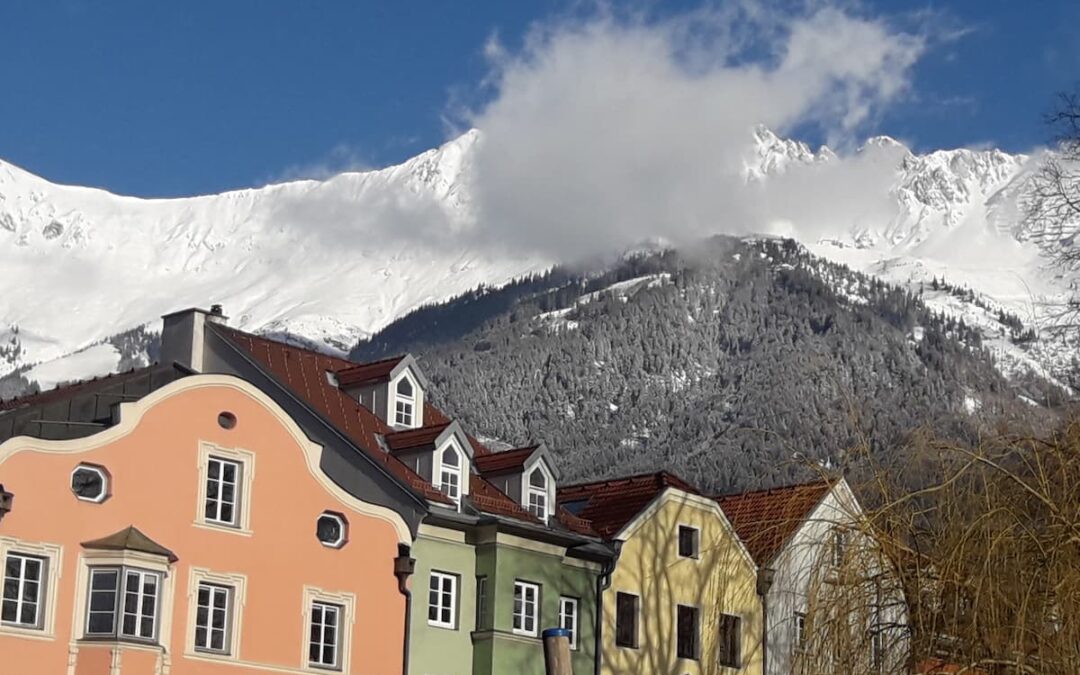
[394,544,417,675]
[594,541,620,675]
[757,567,776,675]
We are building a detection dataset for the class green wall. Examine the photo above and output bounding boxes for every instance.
[473,534,600,675]
[409,528,478,675]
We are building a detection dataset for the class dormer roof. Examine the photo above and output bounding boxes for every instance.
[383,420,472,460]
[474,443,560,480]
[336,354,428,389]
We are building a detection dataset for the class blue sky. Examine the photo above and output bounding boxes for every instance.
[1,0,1077,198]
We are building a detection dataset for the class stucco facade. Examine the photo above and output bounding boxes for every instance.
[0,375,413,675]
[602,489,764,675]
[760,482,907,675]
[408,521,605,675]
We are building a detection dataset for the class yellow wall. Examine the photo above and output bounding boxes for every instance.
[602,489,764,675]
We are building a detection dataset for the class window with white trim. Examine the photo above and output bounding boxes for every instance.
[832,529,848,568]
[795,612,808,652]
[526,467,548,522]
[85,567,161,642]
[194,582,232,654]
[205,456,241,526]
[427,571,457,629]
[558,596,579,650]
[512,580,540,636]
[439,446,462,503]
[308,601,342,670]
[718,613,742,667]
[2,553,45,629]
[394,378,414,427]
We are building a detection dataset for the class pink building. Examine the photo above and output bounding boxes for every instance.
[0,363,424,674]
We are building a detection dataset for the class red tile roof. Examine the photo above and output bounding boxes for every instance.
[216,326,564,527]
[384,423,452,452]
[713,480,833,565]
[473,445,539,477]
[335,355,406,387]
[214,326,451,504]
[557,471,699,538]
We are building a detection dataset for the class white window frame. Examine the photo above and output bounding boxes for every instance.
[558,596,579,650]
[2,552,45,629]
[0,537,62,640]
[795,611,809,652]
[523,462,554,523]
[70,463,110,503]
[84,566,162,642]
[205,456,242,527]
[434,440,469,506]
[195,443,255,535]
[393,375,416,428]
[308,601,342,670]
[184,567,246,662]
[301,586,355,673]
[512,580,540,637]
[427,571,458,629]
[194,582,232,654]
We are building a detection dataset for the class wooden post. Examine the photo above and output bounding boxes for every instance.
[542,627,572,675]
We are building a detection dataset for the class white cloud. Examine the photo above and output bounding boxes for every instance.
[458,1,927,258]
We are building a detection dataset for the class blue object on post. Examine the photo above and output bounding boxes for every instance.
[542,627,572,675]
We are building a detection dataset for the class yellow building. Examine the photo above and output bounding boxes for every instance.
[559,472,764,675]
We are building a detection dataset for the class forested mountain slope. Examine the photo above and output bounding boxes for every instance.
[354,237,1058,492]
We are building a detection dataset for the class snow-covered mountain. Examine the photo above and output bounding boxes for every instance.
[1,126,1075,393]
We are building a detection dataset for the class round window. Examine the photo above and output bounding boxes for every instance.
[218,412,237,429]
[316,512,348,548]
[71,464,110,503]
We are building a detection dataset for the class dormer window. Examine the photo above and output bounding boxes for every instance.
[394,378,415,427]
[438,445,462,505]
[527,467,548,522]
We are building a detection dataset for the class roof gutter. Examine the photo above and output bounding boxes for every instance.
[594,539,619,675]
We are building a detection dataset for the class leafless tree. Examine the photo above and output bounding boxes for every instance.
[1028,90,1080,339]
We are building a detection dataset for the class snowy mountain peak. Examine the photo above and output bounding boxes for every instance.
[0,125,1074,393]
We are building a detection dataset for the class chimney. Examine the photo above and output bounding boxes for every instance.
[160,306,228,373]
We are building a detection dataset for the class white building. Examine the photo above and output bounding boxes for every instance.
[717,478,908,675]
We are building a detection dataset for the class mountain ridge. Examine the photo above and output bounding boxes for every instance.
[2,125,1075,392]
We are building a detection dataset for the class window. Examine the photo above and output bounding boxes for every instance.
[558,596,579,650]
[832,529,848,568]
[676,604,699,660]
[427,572,457,629]
[438,446,462,503]
[205,456,241,526]
[615,592,639,648]
[718,613,742,667]
[85,567,161,641]
[316,512,348,548]
[2,553,44,629]
[677,525,699,558]
[71,464,109,503]
[194,583,232,654]
[526,467,548,522]
[475,576,488,629]
[308,601,342,670]
[512,581,540,636]
[795,612,808,651]
[394,378,414,427]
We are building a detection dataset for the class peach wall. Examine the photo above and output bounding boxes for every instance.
[0,375,409,674]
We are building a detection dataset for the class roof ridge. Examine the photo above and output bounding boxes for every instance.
[337,354,407,371]
[0,364,161,412]
[713,477,834,500]
[559,469,697,493]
